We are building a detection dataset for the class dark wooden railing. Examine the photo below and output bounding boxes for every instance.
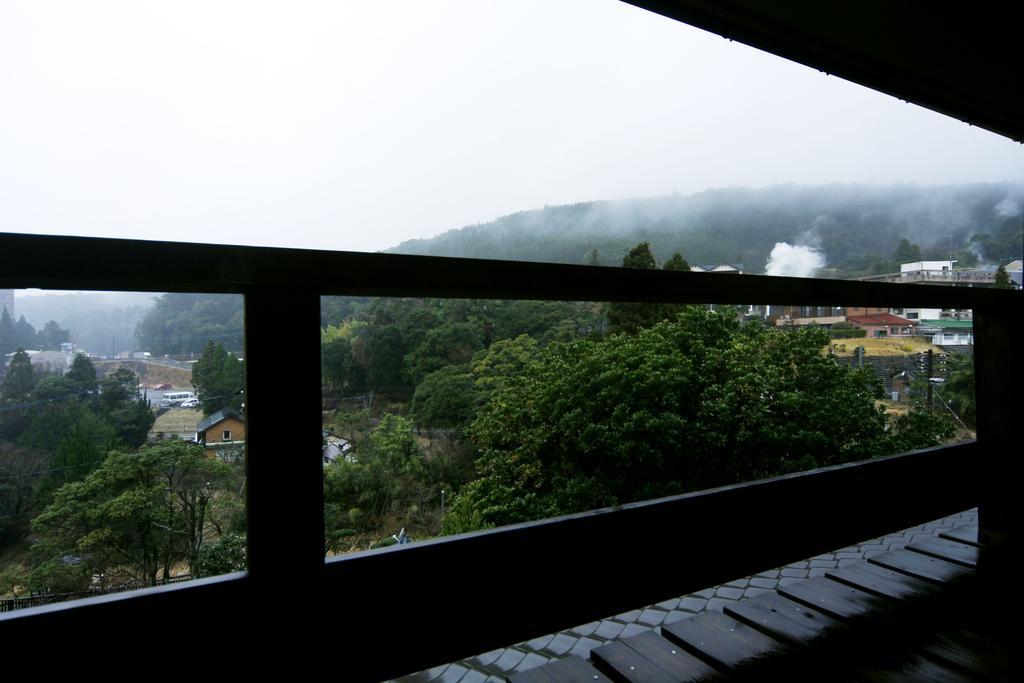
[1,232,1018,677]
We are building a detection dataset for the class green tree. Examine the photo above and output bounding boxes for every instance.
[623,241,657,269]
[491,301,581,342]
[194,533,247,576]
[323,414,426,541]
[885,408,956,453]
[0,444,47,548]
[937,353,976,428]
[0,564,30,598]
[0,348,36,440]
[892,238,922,266]
[47,409,119,490]
[405,322,483,385]
[30,374,76,402]
[192,341,245,415]
[606,242,667,335]
[36,320,70,351]
[13,316,37,351]
[395,305,441,355]
[446,309,948,533]
[18,366,149,487]
[98,368,154,448]
[0,310,16,355]
[65,354,98,395]
[994,264,1013,289]
[411,365,480,431]
[1,349,35,402]
[663,252,691,272]
[470,334,540,395]
[366,325,407,389]
[320,296,369,328]
[30,441,235,588]
[135,293,244,356]
[972,212,1024,263]
[321,336,352,390]
[16,397,120,499]
[658,251,692,321]
[19,400,96,454]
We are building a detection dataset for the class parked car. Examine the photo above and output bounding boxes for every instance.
[154,383,172,390]
[180,398,200,409]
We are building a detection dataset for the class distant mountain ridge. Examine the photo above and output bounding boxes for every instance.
[390,183,1022,276]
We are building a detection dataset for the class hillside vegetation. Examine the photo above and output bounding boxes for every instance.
[829,337,942,357]
[391,183,1022,276]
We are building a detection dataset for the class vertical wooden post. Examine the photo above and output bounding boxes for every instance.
[972,299,1021,540]
[244,286,325,589]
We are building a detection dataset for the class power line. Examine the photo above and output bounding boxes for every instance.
[0,457,108,482]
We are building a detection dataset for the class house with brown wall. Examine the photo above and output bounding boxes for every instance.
[196,408,245,462]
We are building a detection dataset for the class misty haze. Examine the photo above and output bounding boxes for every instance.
[391,183,1022,277]
[0,3,1019,666]
[1,1,1020,253]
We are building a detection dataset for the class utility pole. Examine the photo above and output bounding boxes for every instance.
[926,348,934,410]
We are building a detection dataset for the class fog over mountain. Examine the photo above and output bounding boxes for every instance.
[391,183,1023,276]
[14,290,156,355]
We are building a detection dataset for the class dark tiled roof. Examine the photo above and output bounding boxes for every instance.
[396,509,979,682]
[197,408,244,433]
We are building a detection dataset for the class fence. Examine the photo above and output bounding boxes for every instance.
[0,231,1017,678]
[1,575,193,614]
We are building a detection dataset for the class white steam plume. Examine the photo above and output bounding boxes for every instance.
[765,242,825,277]
[994,196,1021,218]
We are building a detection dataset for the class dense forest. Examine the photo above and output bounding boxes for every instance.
[391,183,1023,276]
[0,311,69,356]
[135,293,244,356]
[318,242,964,552]
[6,179,1001,595]
[1,349,245,597]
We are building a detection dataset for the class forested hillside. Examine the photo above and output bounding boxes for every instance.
[317,286,959,549]
[391,183,1022,275]
[135,293,244,356]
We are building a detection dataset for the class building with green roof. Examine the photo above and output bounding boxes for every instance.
[918,319,974,346]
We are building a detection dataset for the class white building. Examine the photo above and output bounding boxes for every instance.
[918,319,974,346]
[900,260,955,273]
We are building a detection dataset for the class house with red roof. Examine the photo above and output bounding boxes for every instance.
[846,312,917,338]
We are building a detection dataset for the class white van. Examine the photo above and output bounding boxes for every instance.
[161,391,196,408]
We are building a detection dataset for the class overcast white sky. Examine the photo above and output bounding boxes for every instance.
[1,0,1021,253]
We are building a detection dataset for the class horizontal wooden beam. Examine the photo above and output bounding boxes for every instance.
[0,231,1005,677]
[1,232,1013,309]
[1,441,980,678]
[319,441,980,677]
